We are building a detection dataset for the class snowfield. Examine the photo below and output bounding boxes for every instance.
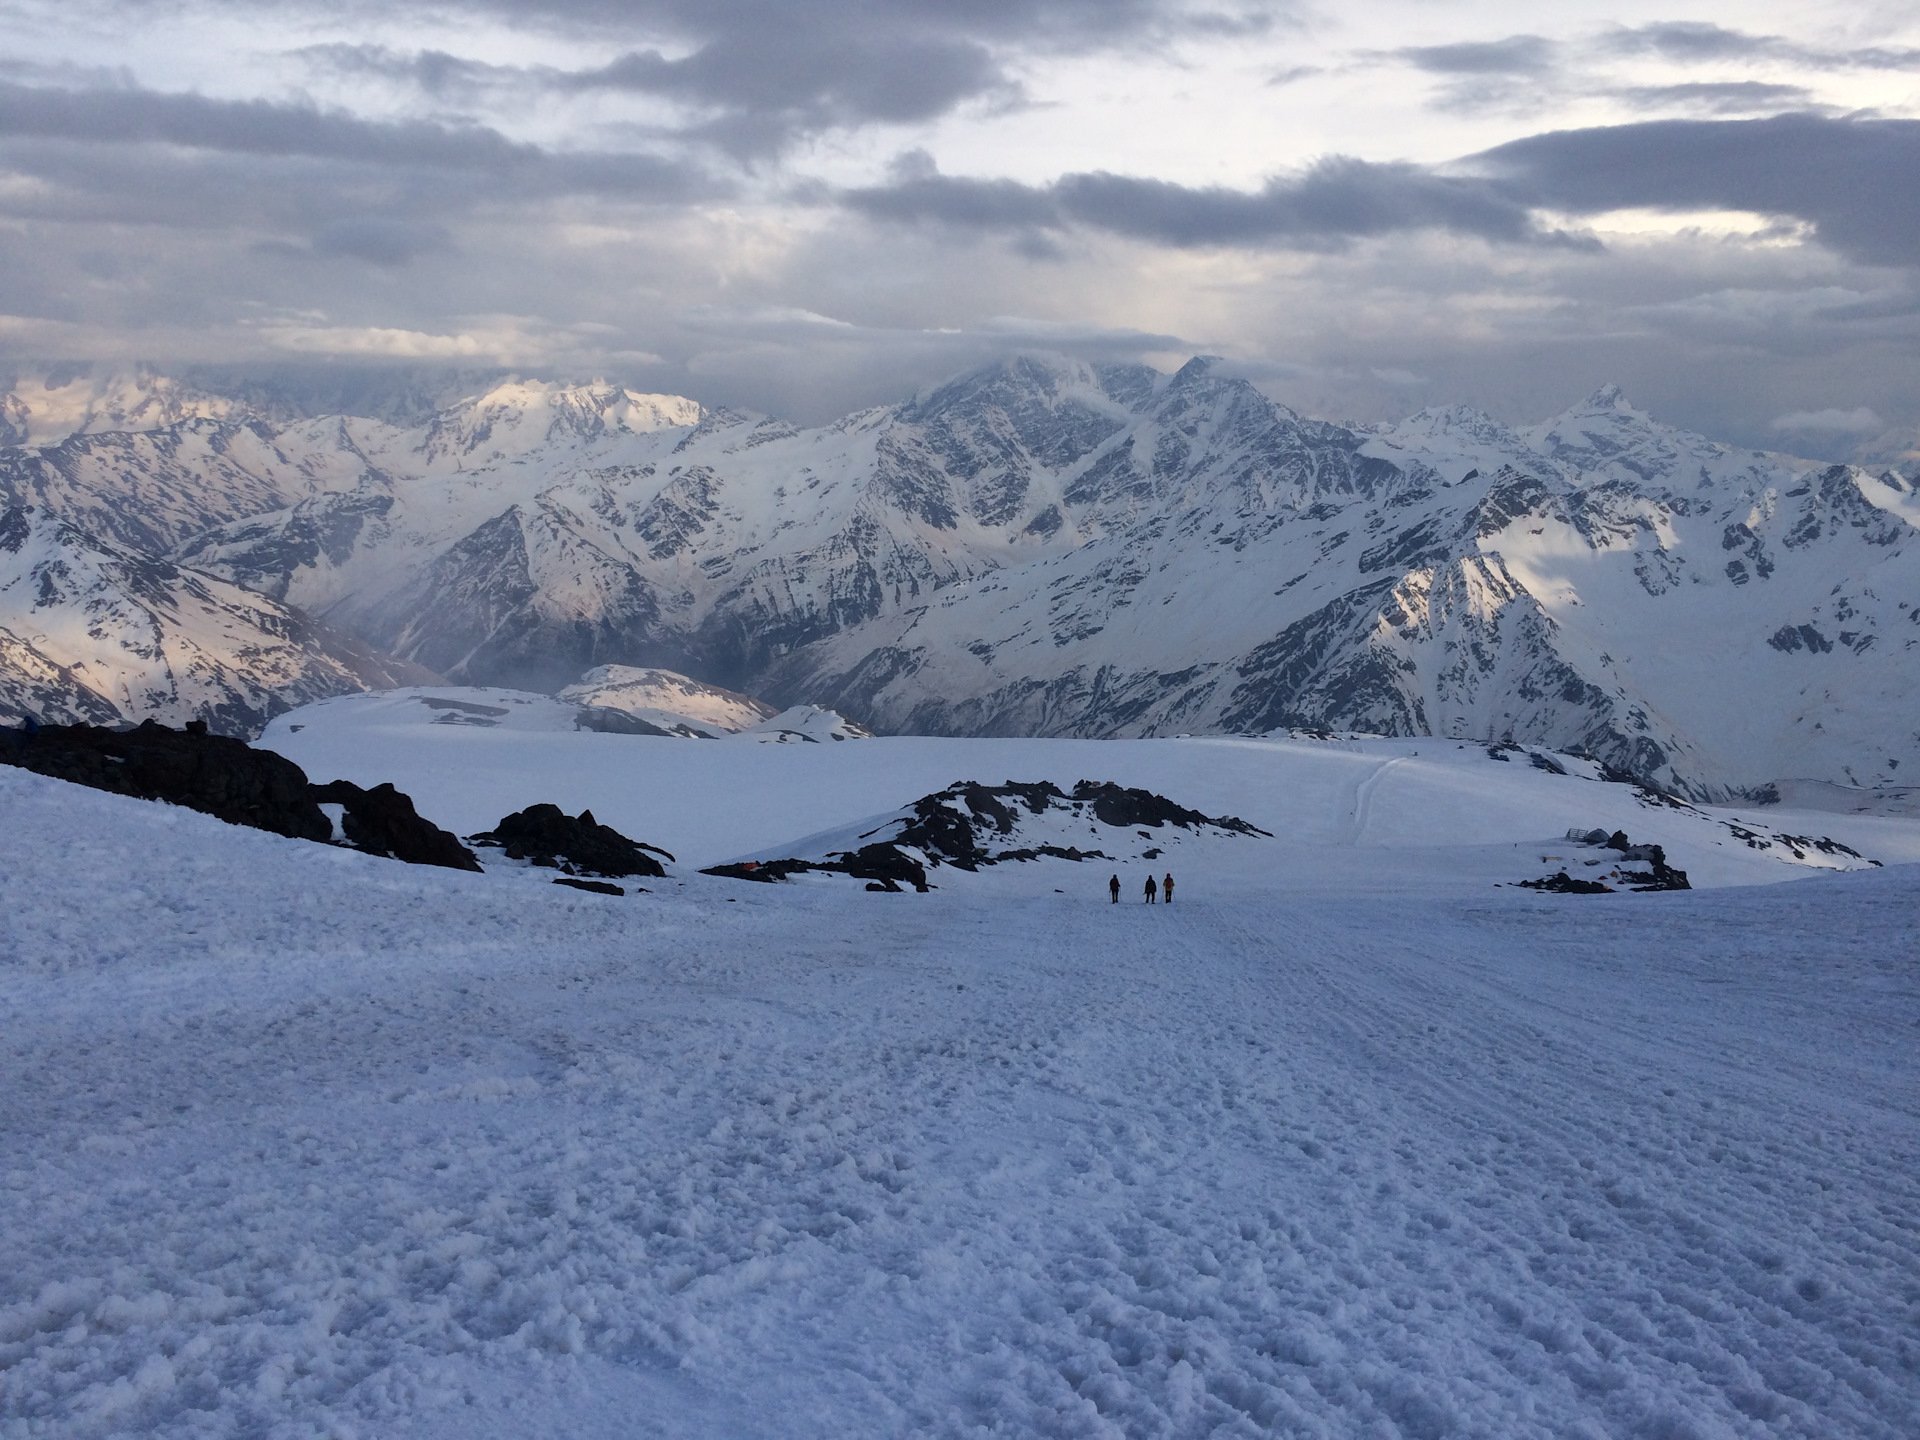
[3,717,1918,1437]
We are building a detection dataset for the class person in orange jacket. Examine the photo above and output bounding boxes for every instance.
[1163,872,1175,904]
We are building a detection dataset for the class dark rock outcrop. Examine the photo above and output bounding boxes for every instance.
[1518,870,1615,894]
[310,779,481,872]
[1068,780,1271,836]
[0,718,480,871]
[554,877,627,896]
[1,718,331,840]
[468,803,671,878]
[707,777,1263,892]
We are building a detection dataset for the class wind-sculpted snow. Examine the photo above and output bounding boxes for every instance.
[2,765,1917,1438]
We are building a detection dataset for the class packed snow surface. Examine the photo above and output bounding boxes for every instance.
[5,730,1920,1437]
[258,690,1917,886]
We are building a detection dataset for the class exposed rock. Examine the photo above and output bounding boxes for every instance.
[708,777,1263,892]
[1068,780,1271,836]
[469,803,672,878]
[553,877,626,896]
[1557,827,1691,891]
[1518,871,1614,894]
[1,718,329,840]
[0,718,480,871]
[309,779,481,872]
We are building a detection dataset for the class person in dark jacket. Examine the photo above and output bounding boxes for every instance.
[1108,873,1121,903]
[1163,872,1175,904]
[1144,874,1158,904]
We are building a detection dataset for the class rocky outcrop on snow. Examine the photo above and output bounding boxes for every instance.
[0,718,330,839]
[310,779,483,871]
[0,718,479,870]
[1519,828,1692,893]
[706,778,1267,892]
[468,803,672,879]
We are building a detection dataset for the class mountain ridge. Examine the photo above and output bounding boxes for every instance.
[3,355,1914,796]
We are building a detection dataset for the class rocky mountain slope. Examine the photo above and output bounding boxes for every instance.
[4,358,1915,796]
[0,503,426,732]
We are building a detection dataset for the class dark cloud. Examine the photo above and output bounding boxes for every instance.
[1471,115,1920,268]
[1604,22,1776,63]
[1611,82,1824,117]
[308,216,455,265]
[1395,36,1556,77]
[0,79,534,167]
[560,33,1008,130]
[294,44,510,99]
[285,0,1290,156]
[844,154,1580,252]
[1602,22,1920,72]
[0,80,721,199]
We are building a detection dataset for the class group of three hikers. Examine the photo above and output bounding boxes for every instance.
[1109,872,1174,904]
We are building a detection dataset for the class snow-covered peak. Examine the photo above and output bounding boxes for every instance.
[1365,405,1542,483]
[745,705,872,743]
[0,366,243,446]
[905,352,1149,426]
[557,665,775,735]
[418,381,701,468]
[1392,404,1527,448]
[1522,386,1741,492]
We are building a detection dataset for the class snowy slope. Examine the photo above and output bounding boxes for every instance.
[258,690,1917,889]
[0,506,426,733]
[3,759,1916,1438]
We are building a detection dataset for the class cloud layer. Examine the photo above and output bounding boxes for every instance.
[0,0,1912,453]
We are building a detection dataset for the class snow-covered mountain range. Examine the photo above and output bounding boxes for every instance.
[0,502,426,731]
[3,359,1915,797]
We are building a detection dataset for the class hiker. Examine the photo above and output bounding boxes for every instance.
[1108,873,1121,903]
[1143,874,1158,904]
[1163,872,1175,904]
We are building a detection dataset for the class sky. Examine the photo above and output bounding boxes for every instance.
[0,0,1916,455]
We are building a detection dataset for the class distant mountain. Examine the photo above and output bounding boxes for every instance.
[558,665,776,736]
[0,366,243,447]
[0,503,428,734]
[5,357,1916,797]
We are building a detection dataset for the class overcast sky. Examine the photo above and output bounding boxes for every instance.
[1,0,1916,454]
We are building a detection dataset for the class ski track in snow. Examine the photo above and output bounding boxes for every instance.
[1,770,1917,1438]
[1342,755,1411,847]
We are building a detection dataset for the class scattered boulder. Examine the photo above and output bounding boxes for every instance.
[1539,829,1691,892]
[553,877,627,897]
[468,803,672,878]
[1612,844,1691,891]
[1519,871,1614,895]
[703,844,929,892]
[310,779,481,872]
